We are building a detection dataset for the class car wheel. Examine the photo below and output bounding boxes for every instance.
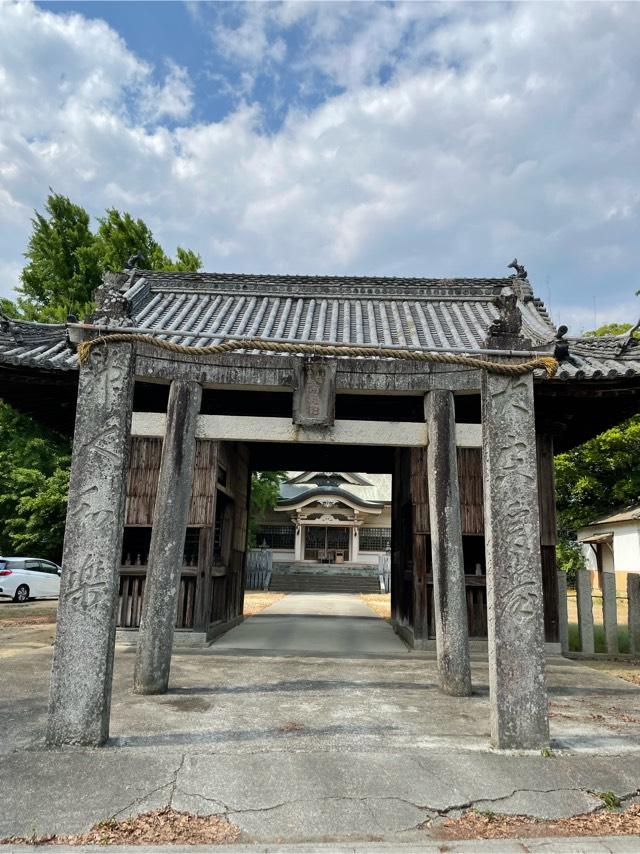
[14,585,29,603]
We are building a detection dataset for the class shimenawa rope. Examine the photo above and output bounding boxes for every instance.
[77,332,559,378]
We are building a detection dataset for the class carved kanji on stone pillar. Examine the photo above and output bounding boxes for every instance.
[47,342,135,746]
[482,371,549,749]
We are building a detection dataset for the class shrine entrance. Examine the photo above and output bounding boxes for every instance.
[303,525,350,562]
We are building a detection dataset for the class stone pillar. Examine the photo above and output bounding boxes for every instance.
[576,569,595,654]
[134,380,202,695]
[627,574,640,656]
[481,372,549,749]
[47,343,135,747]
[426,390,472,696]
[556,571,570,655]
[601,570,619,654]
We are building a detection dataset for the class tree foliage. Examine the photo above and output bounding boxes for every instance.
[248,471,287,547]
[555,414,640,575]
[95,209,201,275]
[555,415,640,535]
[584,322,634,337]
[554,314,640,576]
[17,193,101,322]
[0,192,203,559]
[8,192,202,322]
[0,402,71,561]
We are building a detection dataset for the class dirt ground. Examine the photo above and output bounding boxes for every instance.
[0,597,58,626]
[0,592,285,625]
[2,808,242,847]
[242,590,287,615]
[432,802,640,840]
[358,592,391,620]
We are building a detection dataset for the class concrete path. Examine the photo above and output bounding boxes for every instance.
[210,592,408,656]
[2,595,640,845]
[7,843,640,854]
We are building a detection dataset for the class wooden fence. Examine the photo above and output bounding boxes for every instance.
[559,569,640,656]
[246,549,272,590]
[117,571,196,629]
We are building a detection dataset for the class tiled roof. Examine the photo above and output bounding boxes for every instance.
[583,503,640,527]
[1,270,639,381]
[128,271,556,351]
[0,317,75,370]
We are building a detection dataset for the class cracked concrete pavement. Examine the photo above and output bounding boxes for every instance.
[2,593,640,844]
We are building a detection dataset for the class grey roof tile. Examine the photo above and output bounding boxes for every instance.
[1,271,639,380]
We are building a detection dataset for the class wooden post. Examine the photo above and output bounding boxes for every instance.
[134,380,202,694]
[426,390,472,696]
[537,434,559,643]
[482,371,549,749]
[410,447,430,648]
[576,569,595,654]
[47,343,135,746]
[192,443,219,634]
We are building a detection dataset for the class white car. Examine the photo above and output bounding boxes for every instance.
[0,557,62,603]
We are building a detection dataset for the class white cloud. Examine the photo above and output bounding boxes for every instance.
[0,0,639,335]
[143,62,193,122]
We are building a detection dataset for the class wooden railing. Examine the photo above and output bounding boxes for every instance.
[425,573,487,639]
[117,570,196,629]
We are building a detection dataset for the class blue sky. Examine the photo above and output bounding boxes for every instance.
[2,1,640,332]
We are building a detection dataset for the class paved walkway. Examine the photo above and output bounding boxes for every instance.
[2,595,640,844]
[211,592,408,656]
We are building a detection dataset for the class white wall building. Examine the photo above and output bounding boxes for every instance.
[577,504,640,591]
[258,472,391,567]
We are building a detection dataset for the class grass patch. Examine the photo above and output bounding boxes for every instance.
[568,622,630,653]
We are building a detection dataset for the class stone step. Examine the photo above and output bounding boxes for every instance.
[269,573,381,593]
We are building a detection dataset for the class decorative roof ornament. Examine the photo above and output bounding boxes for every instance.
[488,286,522,338]
[124,251,144,271]
[624,318,640,350]
[0,309,23,343]
[90,271,133,326]
[507,258,528,279]
[553,325,570,362]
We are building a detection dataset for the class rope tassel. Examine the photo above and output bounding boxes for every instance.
[76,333,559,378]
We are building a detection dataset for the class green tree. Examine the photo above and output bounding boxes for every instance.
[0,402,71,561]
[584,322,635,337]
[555,415,640,536]
[555,313,640,578]
[95,209,201,273]
[16,193,101,322]
[6,193,202,322]
[555,415,640,579]
[248,471,287,547]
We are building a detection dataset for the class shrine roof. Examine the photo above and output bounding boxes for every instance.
[1,269,640,381]
[276,484,388,510]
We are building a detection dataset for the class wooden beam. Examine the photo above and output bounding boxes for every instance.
[134,346,483,392]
